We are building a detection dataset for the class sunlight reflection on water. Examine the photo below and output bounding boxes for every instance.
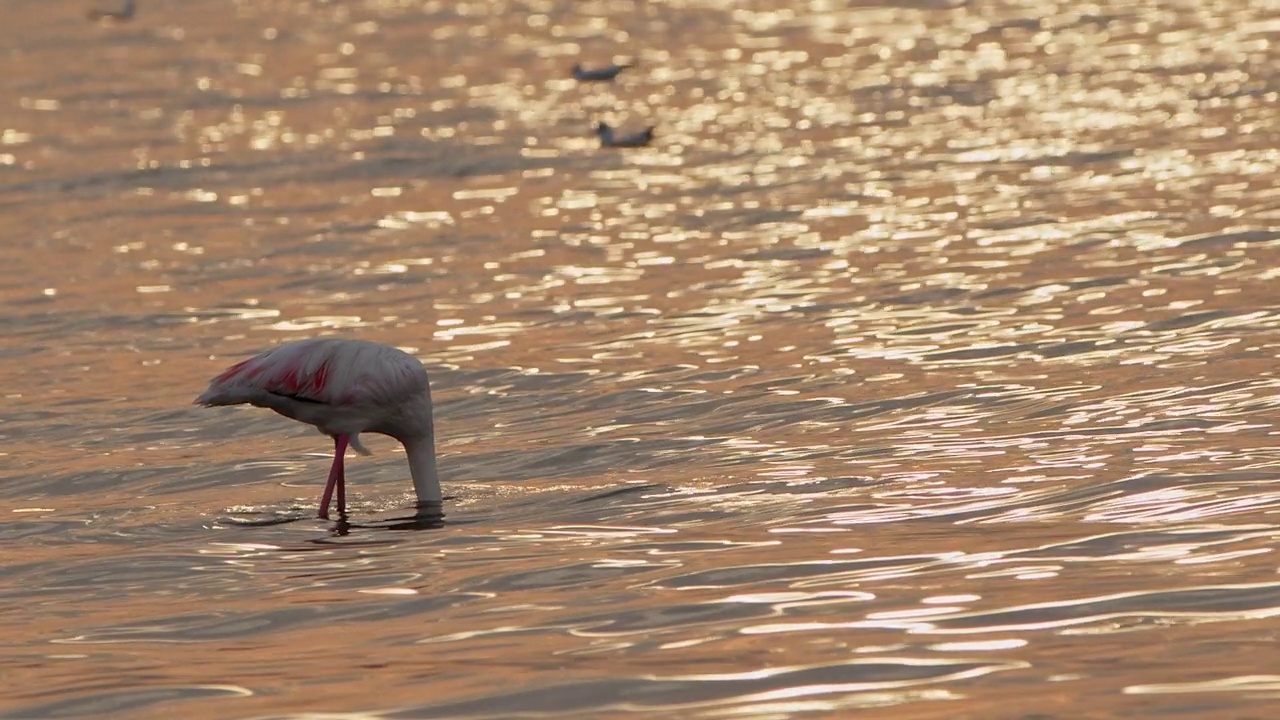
[1,0,1279,718]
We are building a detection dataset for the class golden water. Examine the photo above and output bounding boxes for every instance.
[1,0,1278,718]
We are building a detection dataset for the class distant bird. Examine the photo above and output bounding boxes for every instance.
[571,62,632,82]
[596,121,655,148]
[87,0,135,21]
[196,338,441,519]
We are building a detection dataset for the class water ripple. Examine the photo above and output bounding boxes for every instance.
[2,0,1278,718]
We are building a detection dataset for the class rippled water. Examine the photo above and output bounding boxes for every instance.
[2,0,1279,717]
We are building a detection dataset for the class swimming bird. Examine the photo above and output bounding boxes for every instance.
[596,121,655,148]
[195,338,440,519]
[87,0,135,21]
[571,62,632,82]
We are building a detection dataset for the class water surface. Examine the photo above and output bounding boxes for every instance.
[1,0,1279,718]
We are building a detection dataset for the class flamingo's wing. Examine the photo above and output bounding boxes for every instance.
[196,338,427,408]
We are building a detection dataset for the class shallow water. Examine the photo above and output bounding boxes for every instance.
[2,0,1279,718]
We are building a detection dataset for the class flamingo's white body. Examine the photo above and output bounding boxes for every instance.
[195,338,440,519]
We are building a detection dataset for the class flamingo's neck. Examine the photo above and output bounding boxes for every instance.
[404,432,441,505]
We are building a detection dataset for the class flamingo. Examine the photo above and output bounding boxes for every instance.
[195,338,440,519]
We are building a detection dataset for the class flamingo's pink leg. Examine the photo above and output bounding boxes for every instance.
[335,445,347,516]
[317,434,349,519]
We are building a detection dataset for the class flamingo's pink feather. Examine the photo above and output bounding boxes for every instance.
[197,338,426,408]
